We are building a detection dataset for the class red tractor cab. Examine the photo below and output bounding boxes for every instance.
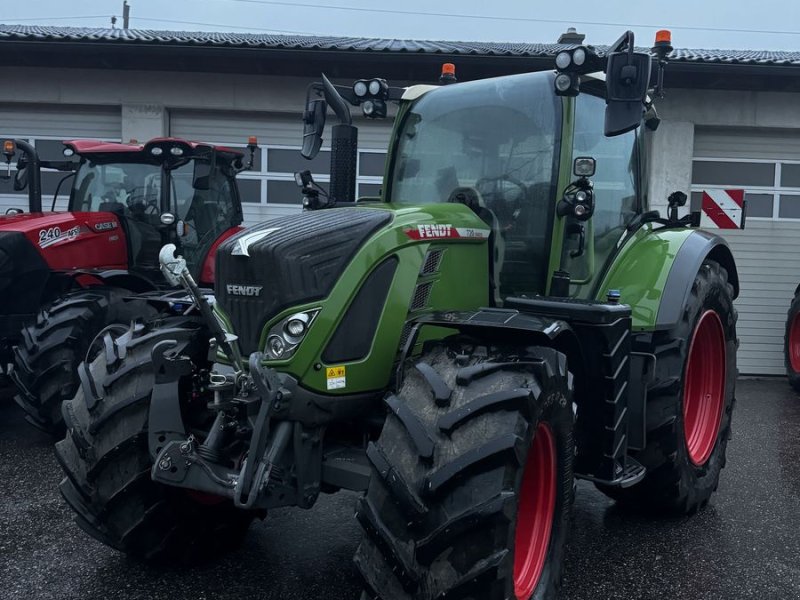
[1,136,256,431]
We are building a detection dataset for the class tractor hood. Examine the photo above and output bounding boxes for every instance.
[0,211,128,270]
[215,207,393,355]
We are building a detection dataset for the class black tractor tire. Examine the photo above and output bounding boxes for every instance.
[54,319,257,563]
[355,341,574,600]
[785,290,800,393]
[13,287,158,434]
[597,259,737,515]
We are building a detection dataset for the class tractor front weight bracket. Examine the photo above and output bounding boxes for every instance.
[148,344,302,510]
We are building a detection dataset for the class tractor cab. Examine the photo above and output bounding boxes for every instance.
[64,138,250,279]
[2,136,255,282]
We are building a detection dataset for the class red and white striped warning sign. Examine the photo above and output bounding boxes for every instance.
[700,189,745,229]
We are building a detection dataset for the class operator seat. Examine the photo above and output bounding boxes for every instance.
[446,186,505,306]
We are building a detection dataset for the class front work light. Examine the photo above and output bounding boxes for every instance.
[170,146,184,157]
[555,51,572,70]
[368,79,384,96]
[362,99,387,119]
[353,80,368,97]
[151,146,164,156]
[554,73,580,97]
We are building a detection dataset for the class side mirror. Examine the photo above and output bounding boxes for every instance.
[604,51,651,137]
[301,98,327,160]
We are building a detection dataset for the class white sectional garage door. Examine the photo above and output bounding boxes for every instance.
[169,110,391,225]
[692,127,800,375]
[0,103,121,212]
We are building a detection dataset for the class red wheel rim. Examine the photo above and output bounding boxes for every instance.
[683,310,726,466]
[789,312,800,373]
[513,422,556,600]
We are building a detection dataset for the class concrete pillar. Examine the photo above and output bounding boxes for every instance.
[646,120,695,216]
[121,104,167,143]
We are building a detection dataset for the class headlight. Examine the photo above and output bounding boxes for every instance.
[267,335,286,358]
[170,146,184,157]
[572,47,586,66]
[265,309,319,360]
[353,81,368,97]
[151,146,163,156]
[368,79,382,96]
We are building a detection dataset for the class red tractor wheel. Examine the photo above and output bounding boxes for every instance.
[683,310,726,466]
[785,291,800,393]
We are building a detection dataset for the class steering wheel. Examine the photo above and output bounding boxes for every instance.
[475,175,527,232]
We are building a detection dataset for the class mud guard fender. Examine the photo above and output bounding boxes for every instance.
[399,308,580,385]
[72,268,158,294]
[656,230,739,330]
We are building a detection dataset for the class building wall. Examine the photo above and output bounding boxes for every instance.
[648,88,800,213]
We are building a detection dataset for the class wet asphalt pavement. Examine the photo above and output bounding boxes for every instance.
[1,378,799,600]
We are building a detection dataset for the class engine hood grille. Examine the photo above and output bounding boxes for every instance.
[215,207,392,355]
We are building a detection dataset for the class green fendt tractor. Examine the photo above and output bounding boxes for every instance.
[56,31,739,599]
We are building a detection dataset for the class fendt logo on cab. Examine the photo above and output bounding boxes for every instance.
[417,224,453,238]
[226,284,263,297]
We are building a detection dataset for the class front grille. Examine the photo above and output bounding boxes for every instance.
[410,281,433,311]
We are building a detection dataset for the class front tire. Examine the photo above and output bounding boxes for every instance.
[785,290,800,393]
[13,287,157,434]
[597,259,737,514]
[55,320,256,563]
[355,341,574,600]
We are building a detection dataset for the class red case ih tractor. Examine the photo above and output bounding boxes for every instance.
[1,136,255,431]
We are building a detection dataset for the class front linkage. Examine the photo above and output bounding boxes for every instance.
[149,245,360,511]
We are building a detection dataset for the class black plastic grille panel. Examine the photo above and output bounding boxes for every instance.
[215,208,392,354]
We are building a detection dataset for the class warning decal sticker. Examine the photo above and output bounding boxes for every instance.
[326,365,346,390]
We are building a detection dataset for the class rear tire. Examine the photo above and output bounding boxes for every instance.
[355,341,574,600]
[12,287,157,434]
[55,319,256,563]
[597,259,737,514]
[785,290,800,393]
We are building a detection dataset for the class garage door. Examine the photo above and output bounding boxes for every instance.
[0,103,121,213]
[169,110,391,225]
[692,127,800,375]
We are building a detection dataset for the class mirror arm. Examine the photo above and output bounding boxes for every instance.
[321,74,352,126]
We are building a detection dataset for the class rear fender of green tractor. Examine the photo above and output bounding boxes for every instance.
[597,226,739,331]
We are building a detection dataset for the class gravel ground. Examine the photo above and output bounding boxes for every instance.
[1,377,798,599]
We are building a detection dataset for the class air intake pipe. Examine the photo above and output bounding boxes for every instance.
[321,75,358,205]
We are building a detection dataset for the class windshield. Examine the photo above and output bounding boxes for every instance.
[71,161,162,215]
[389,73,560,206]
[70,157,239,276]
[388,72,561,296]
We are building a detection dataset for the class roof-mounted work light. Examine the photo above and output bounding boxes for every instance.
[553,44,605,96]
[351,78,390,118]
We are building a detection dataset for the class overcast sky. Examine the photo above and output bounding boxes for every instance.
[3,0,800,51]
